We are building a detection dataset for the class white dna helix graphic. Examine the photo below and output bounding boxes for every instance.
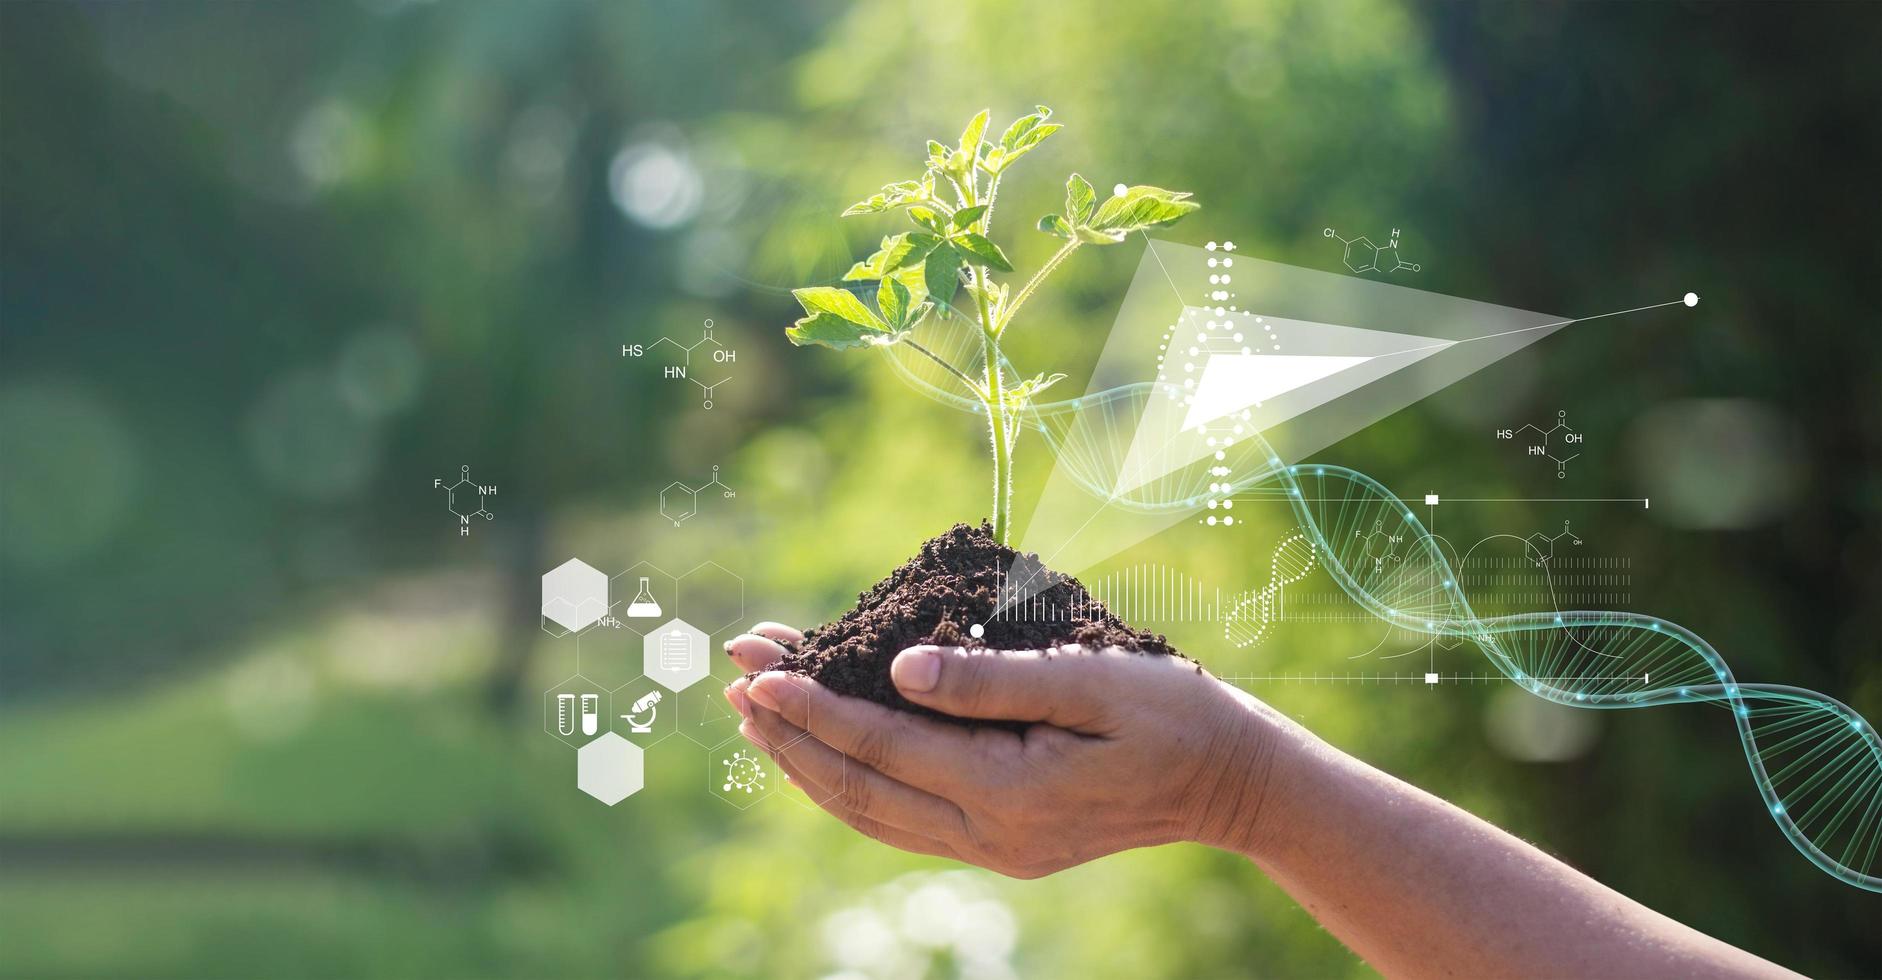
[878,330,1882,893]
[1222,532,1317,648]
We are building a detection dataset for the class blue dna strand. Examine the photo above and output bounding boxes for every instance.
[878,333,1882,893]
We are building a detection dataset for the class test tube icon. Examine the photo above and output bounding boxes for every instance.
[557,693,576,736]
[580,693,599,736]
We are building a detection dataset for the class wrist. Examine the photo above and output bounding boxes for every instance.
[1182,687,1310,858]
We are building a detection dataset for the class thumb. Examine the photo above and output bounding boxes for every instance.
[890,644,1120,729]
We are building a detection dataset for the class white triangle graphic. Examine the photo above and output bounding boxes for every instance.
[1110,309,1456,498]
[1180,353,1373,431]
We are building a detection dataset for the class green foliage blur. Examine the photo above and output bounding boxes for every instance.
[2,1,1878,976]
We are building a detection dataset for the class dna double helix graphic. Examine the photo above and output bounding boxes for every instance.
[878,331,1882,893]
[1223,532,1317,648]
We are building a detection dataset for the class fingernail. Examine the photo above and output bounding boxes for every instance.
[892,647,942,693]
[723,683,750,719]
[746,674,782,712]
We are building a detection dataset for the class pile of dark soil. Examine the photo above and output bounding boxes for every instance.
[773,522,1179,727]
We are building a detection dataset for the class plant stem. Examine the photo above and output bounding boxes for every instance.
[997,238,1080,334]
[983,337,1009,544]
[973,267,1009,543]
[979,171,1001,233]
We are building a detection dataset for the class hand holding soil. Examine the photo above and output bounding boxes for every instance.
[725,630,1278,878]
[723,621,1790,978]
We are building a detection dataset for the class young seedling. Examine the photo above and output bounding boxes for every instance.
[786,106,1199,544]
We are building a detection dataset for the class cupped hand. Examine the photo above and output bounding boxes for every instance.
[722,624,1284,878]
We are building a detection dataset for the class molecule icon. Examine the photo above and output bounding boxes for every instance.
[434,466,494,536]
[1524,521,1584,566]
[1497,410,1584,479]
[1324,227,1421,275]
[1355,519,1404,573]
[658,465,736,528]
[621,318,736,410]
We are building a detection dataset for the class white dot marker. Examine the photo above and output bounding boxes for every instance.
[1683,292,1699,307]
[1113,183,1128,196]
[969,623,984,639]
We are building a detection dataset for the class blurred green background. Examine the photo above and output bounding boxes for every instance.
[3,1,1879,976]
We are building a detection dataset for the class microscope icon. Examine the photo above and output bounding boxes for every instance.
[620,690,663,734]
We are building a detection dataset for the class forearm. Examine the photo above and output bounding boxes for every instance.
[1200,693,1794,979]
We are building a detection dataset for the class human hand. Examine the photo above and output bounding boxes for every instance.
[722,624,1285,878]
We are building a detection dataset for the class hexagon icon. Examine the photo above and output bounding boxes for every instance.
[608,562,677,638]
[675,676,744,748]
[577,732,644,805]
[676,560,744,637]
[610,679,677,747]
[543,676,610,749]
[709,744,779,809]
[644,617,709,691]
[543,558,608,634]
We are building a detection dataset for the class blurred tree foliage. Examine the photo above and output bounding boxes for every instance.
[1,1,1877,976]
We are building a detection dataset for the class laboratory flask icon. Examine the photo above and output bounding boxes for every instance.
[626,577,662,619]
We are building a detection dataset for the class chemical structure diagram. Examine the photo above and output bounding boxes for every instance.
[1496,410,1584,479]
[621,317,737,409]
[659,465,736,528]
[1355,519,1404,573]
[1323,226,1421,275]
[1524,521,1584,566]
[432,465,494,536]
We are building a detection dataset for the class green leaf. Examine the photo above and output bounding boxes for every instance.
[1064,173,1095,225]
[1005,371,1068,411]
[841,193,889,217]
[786,312,891,350]
[791,286,887,331]
[907,205,944,233]
[999,106,1050,151]
[922,242,961,304]
[878,276,911,328]
[1086,185,1200,239]
[844,233,932,281]
[1036,213,1072,239]
[1076,225,1125,245]
[902,300,935,333]
[953,233,1013,272]
[951,205,988,231]
[889,262,929,308]
[989,108,1059,173]
[1012,122,1062,152]
[895,233,942,266]
[843,235,892,280]
[959,108,989,155]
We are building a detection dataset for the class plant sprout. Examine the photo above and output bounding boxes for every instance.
[786,106,1199,544]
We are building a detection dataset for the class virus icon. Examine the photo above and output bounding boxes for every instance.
[721,750,766,794]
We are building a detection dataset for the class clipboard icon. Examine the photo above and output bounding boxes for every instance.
[659,629,692,671]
